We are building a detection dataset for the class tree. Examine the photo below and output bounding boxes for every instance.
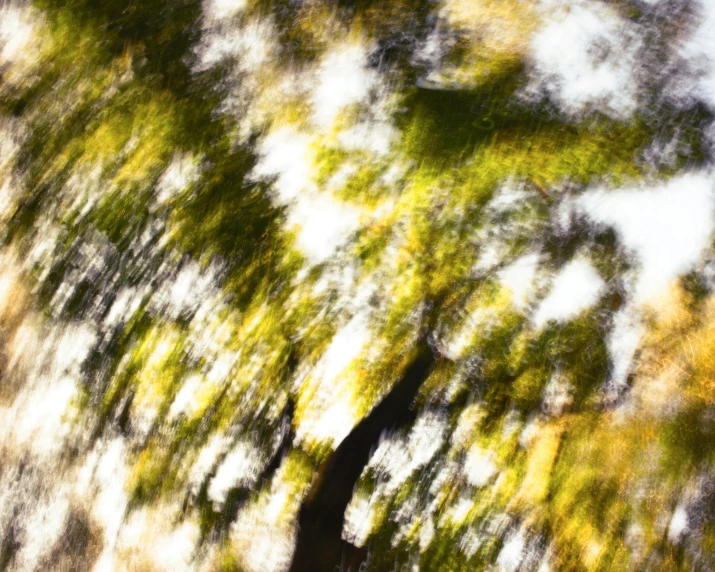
[1,0,715,571]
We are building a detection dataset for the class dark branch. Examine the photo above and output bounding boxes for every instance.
[289,340,437,572]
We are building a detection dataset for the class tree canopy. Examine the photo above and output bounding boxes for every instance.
[1,0,715,570]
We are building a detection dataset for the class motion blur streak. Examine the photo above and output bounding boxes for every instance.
[2,1,715,571]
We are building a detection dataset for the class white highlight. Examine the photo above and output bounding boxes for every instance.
[149,519,200,571]
[541,371,573,417]
[13,490,70,572]
[104,286,148,330]
[91,438,131,569]
[289,191,362,263]
[115,505,200,571]
[2,321,97,461]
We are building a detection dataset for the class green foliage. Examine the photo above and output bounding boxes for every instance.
[3,1,715,570]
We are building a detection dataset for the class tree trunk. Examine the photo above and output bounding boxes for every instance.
[289,341,436,572]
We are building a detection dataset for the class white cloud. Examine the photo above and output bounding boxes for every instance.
[252,127,363,264]
[0,4,43,83]
[337,121,398,157]
[296,314,371,446]
[533,258,606,329]
[527,1,641,119]
[155,153,200,205]
[152,261,222,319]
[578,172,715,304]
[498,252,541,311]
[444,305,501,360]
[197,17,276,71]
[463,446,498,487]
[496,530,527,572]
[310,42,378,129]
[605,306,643,397]
[367,411,448,495]
[342,492,376,547]
[674,0,715,109]
[208,440,264,507]
[229,480,297,572]
[203,0,247,22]
[668,504,689,544]
[168,375,204,419]
[188,434,231,495]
